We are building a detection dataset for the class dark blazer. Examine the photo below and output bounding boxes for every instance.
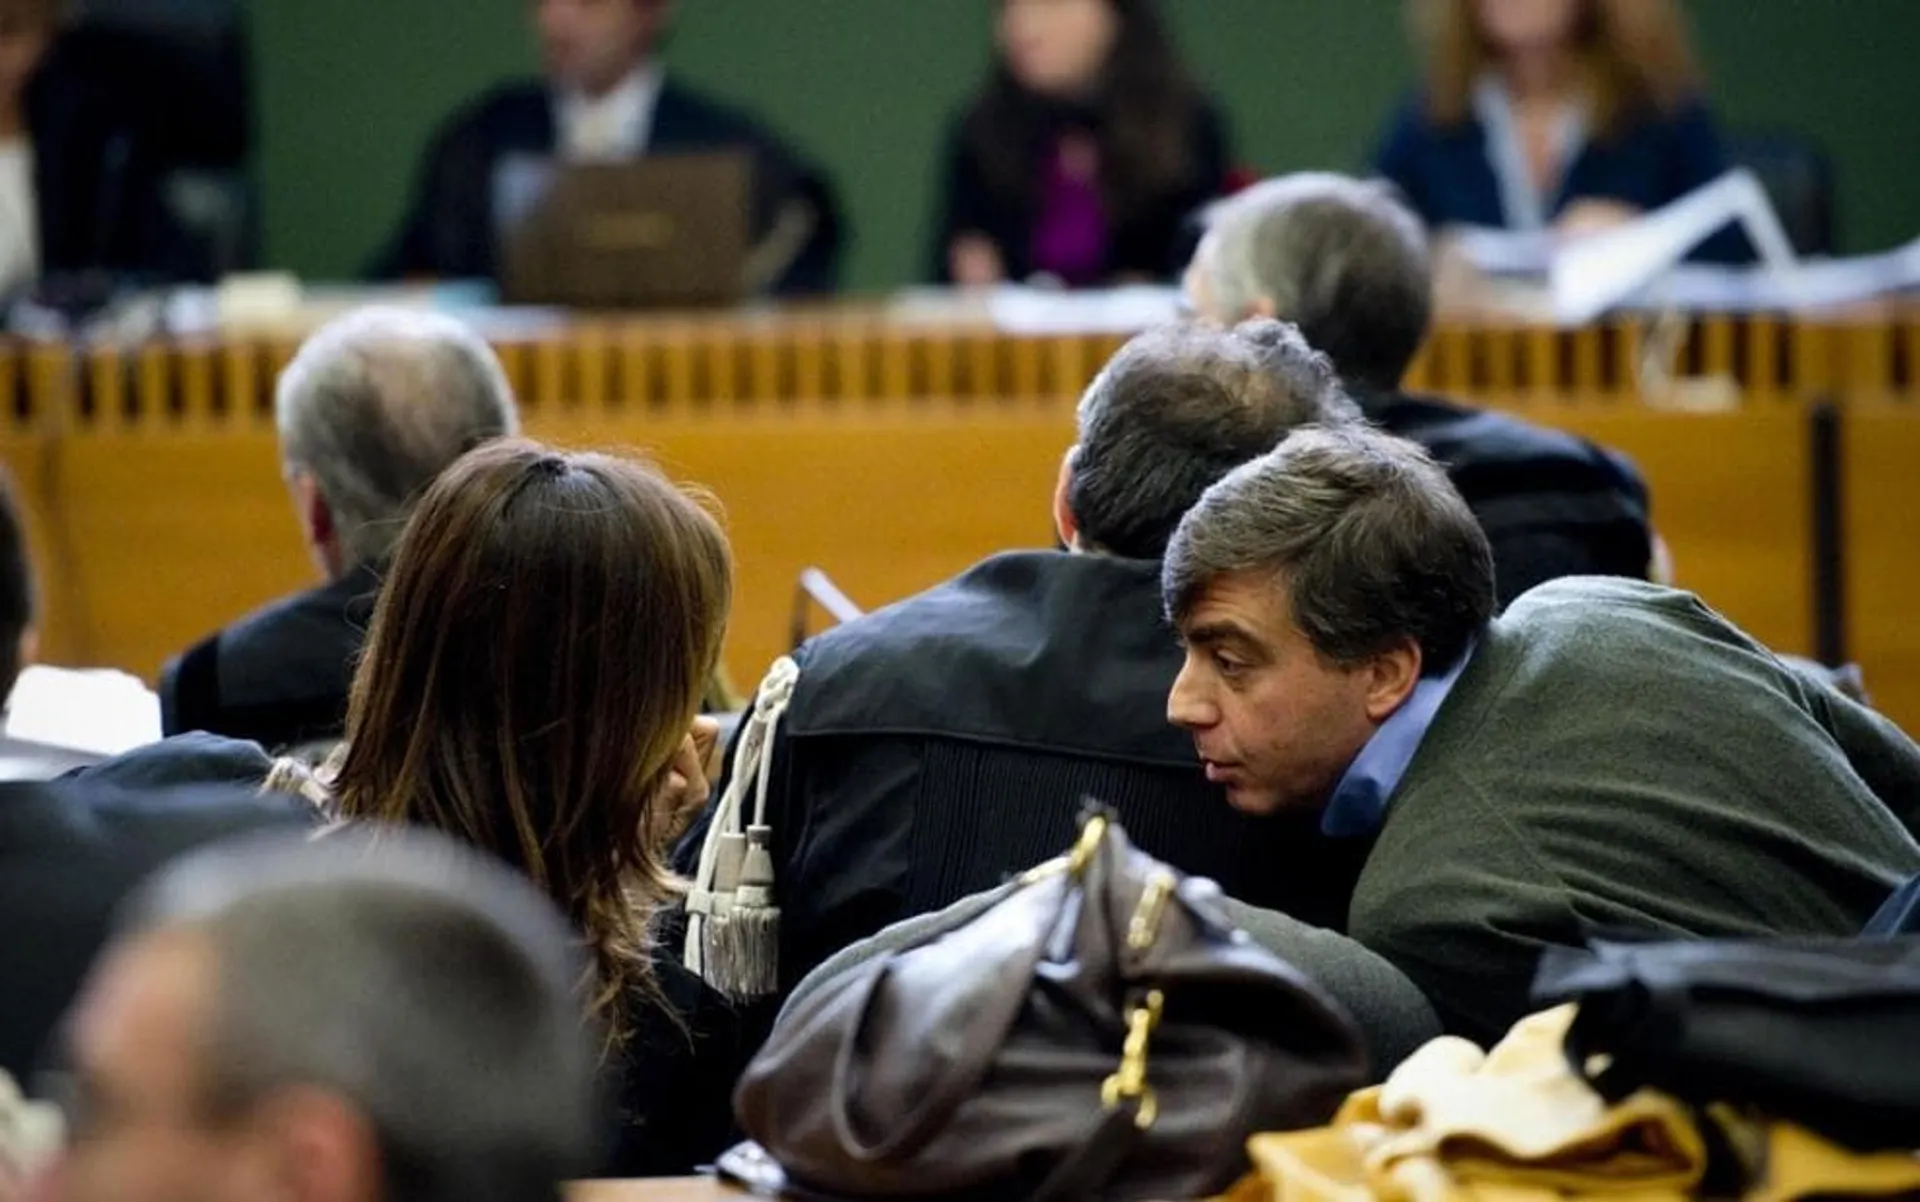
[1365,389,1654,605]
[0,773,309,1080]
[678,551,1373,997]
[64,731,274,792]
[20,36,184,284]
[1373,92,1751,263]
[371,78,843,296]
[159,561,381,754]
[930,99,1230,284]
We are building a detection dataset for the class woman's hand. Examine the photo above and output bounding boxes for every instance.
[652,717,720,848]
[949,234,1007,287]
[1554,198,1642,239]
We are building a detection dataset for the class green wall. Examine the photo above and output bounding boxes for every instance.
[247,0,1920,291]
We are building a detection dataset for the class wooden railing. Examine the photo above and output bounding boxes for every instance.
[4,305,1916,732]
[0,305,1914,432]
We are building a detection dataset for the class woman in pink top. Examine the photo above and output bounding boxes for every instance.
[934,0,1231,288]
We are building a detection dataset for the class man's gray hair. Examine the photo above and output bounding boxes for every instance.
[1198,173,1433,390]
[1163,424,1494,678]
[275,308,519,567]
[1067,318,1362,560]
[123,827,600,1202]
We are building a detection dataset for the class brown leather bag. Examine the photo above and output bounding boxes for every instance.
[728,811,1371,1200]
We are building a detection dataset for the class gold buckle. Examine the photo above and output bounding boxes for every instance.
[1127,871,1175,950]
[1065,814,1109,878]
[1100,989,1166,1130]
[1019,815,1115,886]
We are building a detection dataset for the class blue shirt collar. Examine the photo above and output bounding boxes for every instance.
[1320,642,1476,839]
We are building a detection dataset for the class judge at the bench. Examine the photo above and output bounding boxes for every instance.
[372,0,842,295]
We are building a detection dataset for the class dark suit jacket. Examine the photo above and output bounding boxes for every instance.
[930,99,1230,284]
[160,562,380,754]
[0,771,308,1080]
[371,77,842,295]
[1373,92,1752,263]
[20,36,185,284]
[1367,389,1654,606]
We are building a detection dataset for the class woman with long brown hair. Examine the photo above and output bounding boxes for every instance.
[934,0,1231,287]
[313,437,738,1176]
[1374,0,1749,260]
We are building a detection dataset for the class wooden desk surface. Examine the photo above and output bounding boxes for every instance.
[571,1179,745,1202]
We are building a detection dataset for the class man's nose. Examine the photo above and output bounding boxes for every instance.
[1167,658,1216,731]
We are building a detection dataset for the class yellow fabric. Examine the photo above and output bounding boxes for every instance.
[1741,1121,1920,1202]
[1214,1005,1920,1202]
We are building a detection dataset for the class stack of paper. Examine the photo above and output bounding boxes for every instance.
[984,284,1183,335]
[0,665,163,780]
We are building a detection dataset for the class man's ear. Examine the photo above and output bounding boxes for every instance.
[304,487,336,552]
[1052,447,1081,551]
[1361,637,1422,723]
[248,1087,382,1202]
[286,470,343,579]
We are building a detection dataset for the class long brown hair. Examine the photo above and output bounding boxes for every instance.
[328,438,732,1043]
[964,0,1205,228]
[1414,0,1702,138]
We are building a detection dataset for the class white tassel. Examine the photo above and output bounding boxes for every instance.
[683,656,799,998]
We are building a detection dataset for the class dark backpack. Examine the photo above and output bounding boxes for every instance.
[1533,936,1920,1153]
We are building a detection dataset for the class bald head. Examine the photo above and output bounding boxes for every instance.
[275,308,519,571]
[1187,173,1433,390]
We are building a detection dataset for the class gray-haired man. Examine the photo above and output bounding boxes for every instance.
[160,307,518,753]
[40,828,600,1202]
[1164,423,1920,1044]
[1184,172,1654,605]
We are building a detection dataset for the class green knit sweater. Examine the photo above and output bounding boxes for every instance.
[1350,577,1920,1045]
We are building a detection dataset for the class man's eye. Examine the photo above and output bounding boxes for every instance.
[1212,652,1245,678]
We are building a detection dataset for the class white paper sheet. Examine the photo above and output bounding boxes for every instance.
[3,665,161,761]
[1550,168,1800,325]
[984,284,1183,335]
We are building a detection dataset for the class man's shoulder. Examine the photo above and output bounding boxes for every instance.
[653,78,789,150]
[66,733,273,793]
[427,79,551,150]
[783,551,1187,759]
[1378,392,1640,484]
[796,551,1158,672]
[1460,578,1781,711]
[215,572,374,674]
[1502,576,1729,631]
[0,775,307,855]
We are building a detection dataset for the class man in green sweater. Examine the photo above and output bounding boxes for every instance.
[1163,424,1920,1045]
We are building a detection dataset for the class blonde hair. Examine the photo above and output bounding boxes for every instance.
[1412,0,1702,138]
